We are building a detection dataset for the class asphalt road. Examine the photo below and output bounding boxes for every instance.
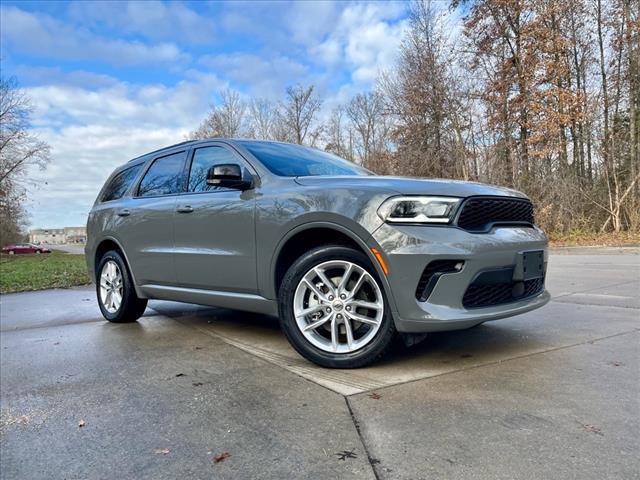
[1,247,638,480]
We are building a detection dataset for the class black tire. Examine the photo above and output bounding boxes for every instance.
[278,245,396,368]
[96,250,147,323]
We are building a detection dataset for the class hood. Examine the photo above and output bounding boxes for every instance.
[294,176,528,199]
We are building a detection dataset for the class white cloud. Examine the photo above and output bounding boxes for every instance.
[23,74,226,228]
[284,1,341,46]
[0,6,189,66]
[13,66,120,90]
[310,3,408,86]
[68,1,216,44]
[199,53,310,98]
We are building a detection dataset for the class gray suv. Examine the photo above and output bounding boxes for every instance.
[86,139,550,368]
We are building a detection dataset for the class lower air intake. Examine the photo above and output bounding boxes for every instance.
[463,275,545,309]
[415,260,464,302]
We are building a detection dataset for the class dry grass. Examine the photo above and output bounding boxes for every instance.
[548,230,640,247]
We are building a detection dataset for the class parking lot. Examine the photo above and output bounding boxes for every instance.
[1,247,638,479]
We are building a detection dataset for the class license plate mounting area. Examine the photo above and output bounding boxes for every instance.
[520,250,544,281]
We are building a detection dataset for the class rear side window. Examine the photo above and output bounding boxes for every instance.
[137,152,185,197]
[101,164,143,202]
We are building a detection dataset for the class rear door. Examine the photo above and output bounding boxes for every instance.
[116,150,187,286]
[173,143,257,293]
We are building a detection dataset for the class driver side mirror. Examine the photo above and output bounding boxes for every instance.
[206,164,253,190]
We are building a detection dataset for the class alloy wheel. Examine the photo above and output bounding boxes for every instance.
[293,260,384,354]
[100,260,124,313]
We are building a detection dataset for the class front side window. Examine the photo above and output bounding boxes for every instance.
[188,146,240,193]
[238,140,372,177]
[137,152,185,197]
[101,164,143,202]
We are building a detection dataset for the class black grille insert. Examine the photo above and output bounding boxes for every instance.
[462,273,545,309]
[415,260,463,302]
[457,197,534,232]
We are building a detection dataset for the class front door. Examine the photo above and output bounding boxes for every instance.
[173,144,257,293]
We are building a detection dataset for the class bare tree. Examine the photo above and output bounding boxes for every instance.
[324,106,354,161]
[281,84,322,145]
[189,89,247,139]
[382,0,467,178]
[345,91,389,166]
[0,76,50,186]
[0,75,50,242]
[246,98,289,141]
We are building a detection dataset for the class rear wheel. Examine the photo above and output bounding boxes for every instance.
[278,245,395,368]
[96,250,147,323]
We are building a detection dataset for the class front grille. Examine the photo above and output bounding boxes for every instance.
[463,276,545,309]
[456,197,534,232]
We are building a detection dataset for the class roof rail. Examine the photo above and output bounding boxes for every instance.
[128,139,198,162]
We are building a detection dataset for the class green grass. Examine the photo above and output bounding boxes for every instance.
[0,251,91,294]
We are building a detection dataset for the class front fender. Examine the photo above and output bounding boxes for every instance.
[261,219,399,316]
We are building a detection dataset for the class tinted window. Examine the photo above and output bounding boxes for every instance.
[238,141,372,177]
[188,147,240,192]
[101,164,143,202]
[137,152,185,197]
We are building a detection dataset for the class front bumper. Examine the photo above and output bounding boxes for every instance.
[371,224,550,333]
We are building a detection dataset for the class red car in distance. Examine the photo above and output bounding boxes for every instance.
[2,243,52,255]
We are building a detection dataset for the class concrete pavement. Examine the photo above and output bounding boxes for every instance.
[1,248,638,479]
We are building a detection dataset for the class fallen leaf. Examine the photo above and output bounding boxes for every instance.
[213,452,231,463]
[78,419,86,428]
[154,448,170,455]
[192,382,203,387]
[193,346,203,350]
[7,414,30,426]
[583,424,603,436]
[335,449,357,461]
[368,392,382,400]
[175,373,186,377]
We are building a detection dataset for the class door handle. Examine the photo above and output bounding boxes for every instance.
[116,209,131,217]
[176,205,194,213]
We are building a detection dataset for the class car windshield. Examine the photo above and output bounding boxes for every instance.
[238,141,372,177]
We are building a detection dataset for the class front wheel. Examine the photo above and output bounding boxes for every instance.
[278,245,395,368]
[96,250,147,323]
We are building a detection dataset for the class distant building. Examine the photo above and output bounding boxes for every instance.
[63,227,87,244]
[29,227,87,245]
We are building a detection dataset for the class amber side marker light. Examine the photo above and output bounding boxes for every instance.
[370,247,389,276]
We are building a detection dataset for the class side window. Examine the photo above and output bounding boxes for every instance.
[101,164,143,202]
[137,152,185,197]
[188,146,241,193]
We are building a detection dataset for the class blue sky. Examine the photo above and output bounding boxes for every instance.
[0,0,411,228]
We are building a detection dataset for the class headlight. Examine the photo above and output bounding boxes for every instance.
[377,196,461,224]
